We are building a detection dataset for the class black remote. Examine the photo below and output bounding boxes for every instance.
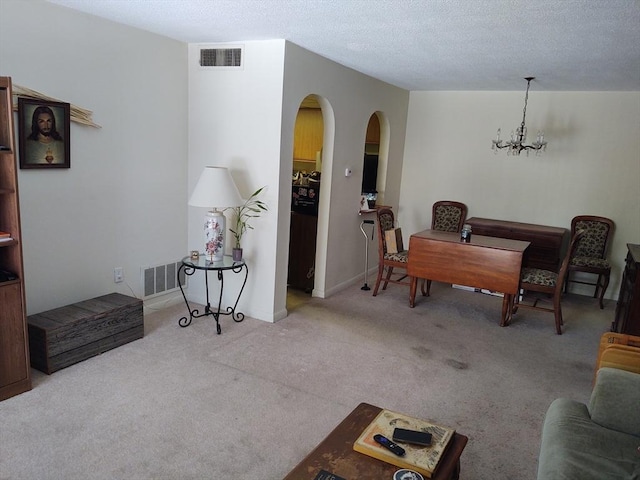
[373,434,406,456]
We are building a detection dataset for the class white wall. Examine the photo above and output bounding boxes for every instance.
[401,91,640,299]
[187,40,285,322]
[0,1,188,314]
[187,41,410,322]
[277,43,410,319]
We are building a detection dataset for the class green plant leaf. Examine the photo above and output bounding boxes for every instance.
[229,186,268,249]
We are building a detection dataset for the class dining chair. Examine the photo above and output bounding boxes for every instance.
[512,230,584,335]
[564,215,614,309]
[372,207,411,296]
[421,200,468,296]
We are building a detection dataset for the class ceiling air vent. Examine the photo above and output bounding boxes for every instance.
[200,46,243,68]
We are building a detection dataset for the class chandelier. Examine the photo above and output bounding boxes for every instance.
[492,77,547,156]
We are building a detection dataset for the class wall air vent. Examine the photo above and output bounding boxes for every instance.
[199,46,243,69]
[141,260,187,299]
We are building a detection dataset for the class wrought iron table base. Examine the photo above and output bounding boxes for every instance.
[177,256,248,334]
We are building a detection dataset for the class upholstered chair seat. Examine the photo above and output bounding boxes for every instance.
[384,251,408,263]
[520,267,558,287]
[570,256,610,269]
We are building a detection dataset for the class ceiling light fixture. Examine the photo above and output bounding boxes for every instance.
[492,77,547,156]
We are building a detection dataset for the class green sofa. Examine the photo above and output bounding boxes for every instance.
[537,367,640,480]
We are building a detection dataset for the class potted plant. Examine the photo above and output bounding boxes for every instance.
[229,186,268,261]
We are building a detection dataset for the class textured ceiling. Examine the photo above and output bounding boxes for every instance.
[47,0,640,91]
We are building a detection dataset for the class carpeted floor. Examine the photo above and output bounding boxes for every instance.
[0,282,612,479]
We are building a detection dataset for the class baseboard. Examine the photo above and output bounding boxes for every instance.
[143,291,183,315]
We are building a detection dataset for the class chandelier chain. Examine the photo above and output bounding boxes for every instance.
[521,78,531,131]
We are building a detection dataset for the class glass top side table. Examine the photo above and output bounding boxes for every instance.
[177,254,248,333]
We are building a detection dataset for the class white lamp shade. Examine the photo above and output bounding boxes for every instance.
[188,166,244,208]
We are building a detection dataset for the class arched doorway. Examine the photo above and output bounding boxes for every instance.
[287,95,324,308]
[358,111,388,291]
[362,113,381,205]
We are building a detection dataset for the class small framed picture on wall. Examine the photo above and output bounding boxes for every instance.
[18,98,70,169]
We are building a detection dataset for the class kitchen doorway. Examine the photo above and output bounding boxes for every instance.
[362,113,381,204]
[287,95,324,308]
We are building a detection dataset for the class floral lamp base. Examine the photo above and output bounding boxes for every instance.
[204,210,225,262]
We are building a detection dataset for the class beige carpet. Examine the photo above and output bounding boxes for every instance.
[0,282,612,479]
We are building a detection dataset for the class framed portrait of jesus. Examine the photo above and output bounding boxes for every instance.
[18,98,70,169]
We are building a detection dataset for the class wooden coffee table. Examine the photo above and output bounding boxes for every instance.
[283,402,468,480]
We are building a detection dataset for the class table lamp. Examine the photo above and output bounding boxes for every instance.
[189,166,244,261]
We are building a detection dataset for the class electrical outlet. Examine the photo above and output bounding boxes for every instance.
[114,267,124,283]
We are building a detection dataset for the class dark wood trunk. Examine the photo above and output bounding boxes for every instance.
[27,293,143,374]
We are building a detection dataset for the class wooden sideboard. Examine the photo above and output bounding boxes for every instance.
[612,244,640,335]
[466,217,567,272]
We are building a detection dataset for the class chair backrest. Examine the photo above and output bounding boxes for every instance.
[571,215,614,260]
[376,207,395,257]
[594,333,640,377]
[431,201,467,232]
[556,230,585,293]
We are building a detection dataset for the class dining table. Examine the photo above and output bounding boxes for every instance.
[407,230,530,326]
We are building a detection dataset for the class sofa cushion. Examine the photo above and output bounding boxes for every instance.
[589,368,640,437]
[537,398,640,480]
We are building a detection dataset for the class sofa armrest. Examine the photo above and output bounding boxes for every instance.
[589,367,640,437]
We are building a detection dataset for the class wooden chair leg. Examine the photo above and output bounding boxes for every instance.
[372,264,385,296]
[420,279,431,296]
[554,293,563,334]
[410,277,417,308]
[382,266,393,291]
[501,294,512,327]
[598,271,610,309]
[512,290,521,314]
[593,274,600,299]
[555,308,563,334]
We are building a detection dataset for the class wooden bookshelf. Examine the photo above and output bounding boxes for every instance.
[0,76,31,401]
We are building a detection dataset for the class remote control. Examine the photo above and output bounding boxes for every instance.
[392,427,433,447]
[373,434,406,456]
